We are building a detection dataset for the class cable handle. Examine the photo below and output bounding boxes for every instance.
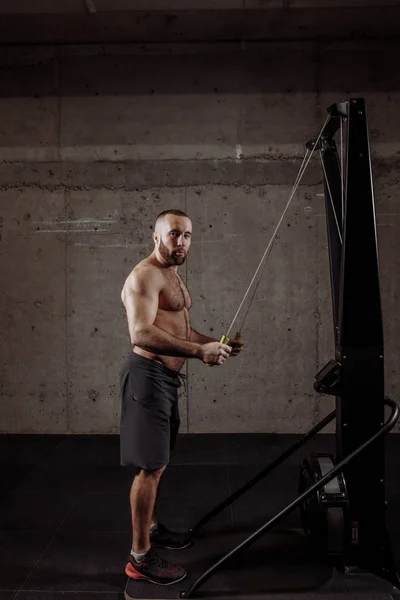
[205,332,242,367]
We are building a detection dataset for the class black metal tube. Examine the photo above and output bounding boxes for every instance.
[189,409,336,535]
[181,398,398,599]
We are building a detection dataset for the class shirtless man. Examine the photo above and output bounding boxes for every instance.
[120,209,243,586]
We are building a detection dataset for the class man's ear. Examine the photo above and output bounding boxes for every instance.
[152,231,158,243]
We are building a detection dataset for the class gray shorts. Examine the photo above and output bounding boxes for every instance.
[119,353,183,470]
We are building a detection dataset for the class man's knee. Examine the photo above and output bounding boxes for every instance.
[135,465,166,481]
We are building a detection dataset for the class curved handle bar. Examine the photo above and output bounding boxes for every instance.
[181,397,399,598]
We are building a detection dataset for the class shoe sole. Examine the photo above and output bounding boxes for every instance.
[125,562,187,586]
[152,540,192,550]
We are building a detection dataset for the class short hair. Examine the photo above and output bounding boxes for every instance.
[156,209,189,223]
[154,209,190,230]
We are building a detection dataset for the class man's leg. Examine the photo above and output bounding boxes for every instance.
[130,466,165,553]
[145,400,191,550]
[150,473,164,527]
[126,464,187,585]
[145,398,178,531]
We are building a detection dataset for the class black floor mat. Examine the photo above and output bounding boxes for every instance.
[124,530,397,599]
[1,433,399,600]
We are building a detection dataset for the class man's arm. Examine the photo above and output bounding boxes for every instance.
[124,268,231,364]
[190,329,218,345]
[190,328,244,357]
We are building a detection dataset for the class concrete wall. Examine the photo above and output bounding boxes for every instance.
[0,41,399,433]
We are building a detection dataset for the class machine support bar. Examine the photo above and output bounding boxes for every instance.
[189,409,336,535]
[180,398,398,599]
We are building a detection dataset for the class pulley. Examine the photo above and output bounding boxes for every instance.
[299,453,348,560]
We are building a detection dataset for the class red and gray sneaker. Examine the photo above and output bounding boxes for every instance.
[150,522,192,550]
[125,547,187,585]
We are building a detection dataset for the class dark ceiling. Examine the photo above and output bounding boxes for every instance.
[0,0,400,43]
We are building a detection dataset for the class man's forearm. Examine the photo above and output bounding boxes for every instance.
[190,328,218,345]
[133,325,202,358]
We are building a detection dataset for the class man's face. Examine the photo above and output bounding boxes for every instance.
[154,215,192,266]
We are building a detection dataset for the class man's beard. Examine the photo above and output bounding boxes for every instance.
[158,239,186,266]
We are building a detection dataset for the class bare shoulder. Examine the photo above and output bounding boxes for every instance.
[122,259,163,301]
[130,264,163,290]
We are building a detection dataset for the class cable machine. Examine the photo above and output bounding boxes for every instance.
[178,99,399,598]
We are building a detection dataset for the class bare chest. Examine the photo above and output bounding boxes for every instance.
[159,272,192,312]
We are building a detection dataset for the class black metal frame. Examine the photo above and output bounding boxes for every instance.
[176,99,399,598]
[312,99,397,581]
